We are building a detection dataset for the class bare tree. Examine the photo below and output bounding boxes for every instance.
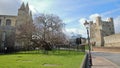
[16,13,68,52]
[16,21,35,50]
[34,13,66,45]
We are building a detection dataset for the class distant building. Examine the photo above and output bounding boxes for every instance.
[69,35,86,45]
[70,36,77,46]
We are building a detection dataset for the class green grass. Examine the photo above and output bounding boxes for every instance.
[0,50,85,68]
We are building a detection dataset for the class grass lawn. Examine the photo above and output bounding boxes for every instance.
[0,50,85,68]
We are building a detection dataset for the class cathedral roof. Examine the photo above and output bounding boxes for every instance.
[19,2,25,10]
[26,3,29,11]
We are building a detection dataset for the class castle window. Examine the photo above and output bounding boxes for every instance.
[109,28,111,30]
[105,33,108,36]
[6,19,11,26]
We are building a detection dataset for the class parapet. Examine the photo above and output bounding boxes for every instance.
[108,17,113,23]
[96,16,101,21]
[89,21,93,25]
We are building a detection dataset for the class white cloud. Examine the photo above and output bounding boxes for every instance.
[22,0,54,13]
[78,13,100,26]
[114,16,120,33]
[63,18,78,24]
[89,13,100,20]
[66,28,77,34]
[29,5,37,14]
[78,18,86,25]
[79,13,100,24]
[63,18,73,23]
[89,13,100,23]
[65,28,87,37]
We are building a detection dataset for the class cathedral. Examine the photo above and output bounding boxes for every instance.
[0,2,33,51]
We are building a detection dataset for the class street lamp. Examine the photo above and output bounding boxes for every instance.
[84,20,92,66]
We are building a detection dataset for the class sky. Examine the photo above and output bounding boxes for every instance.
[0,0,120,37]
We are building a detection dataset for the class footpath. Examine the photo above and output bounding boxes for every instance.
[91,47,120,68]
[91,56,119,68]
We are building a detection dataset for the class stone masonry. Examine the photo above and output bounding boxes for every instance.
[88,16,117,47]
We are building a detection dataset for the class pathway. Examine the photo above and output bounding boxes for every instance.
[91,52,120,68]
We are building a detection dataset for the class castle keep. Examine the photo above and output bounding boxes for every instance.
[89,16,115,47]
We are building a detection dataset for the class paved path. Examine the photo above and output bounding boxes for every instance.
[91,52,120,68]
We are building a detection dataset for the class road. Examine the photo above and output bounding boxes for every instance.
[91,52,120,66]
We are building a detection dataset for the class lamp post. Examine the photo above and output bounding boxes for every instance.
[84,20,92,66]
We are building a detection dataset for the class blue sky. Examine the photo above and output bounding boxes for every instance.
[0,0,120,37]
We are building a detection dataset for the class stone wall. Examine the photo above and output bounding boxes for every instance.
[104,33,120,47]
[0,26,15,51]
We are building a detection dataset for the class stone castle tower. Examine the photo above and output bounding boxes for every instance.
[89,16,115,47]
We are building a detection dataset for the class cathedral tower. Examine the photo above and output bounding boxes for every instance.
[15,2,33,46]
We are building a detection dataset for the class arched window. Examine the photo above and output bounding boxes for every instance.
[6,19,11,26]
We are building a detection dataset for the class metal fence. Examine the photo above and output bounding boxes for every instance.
[0,44,85,54]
